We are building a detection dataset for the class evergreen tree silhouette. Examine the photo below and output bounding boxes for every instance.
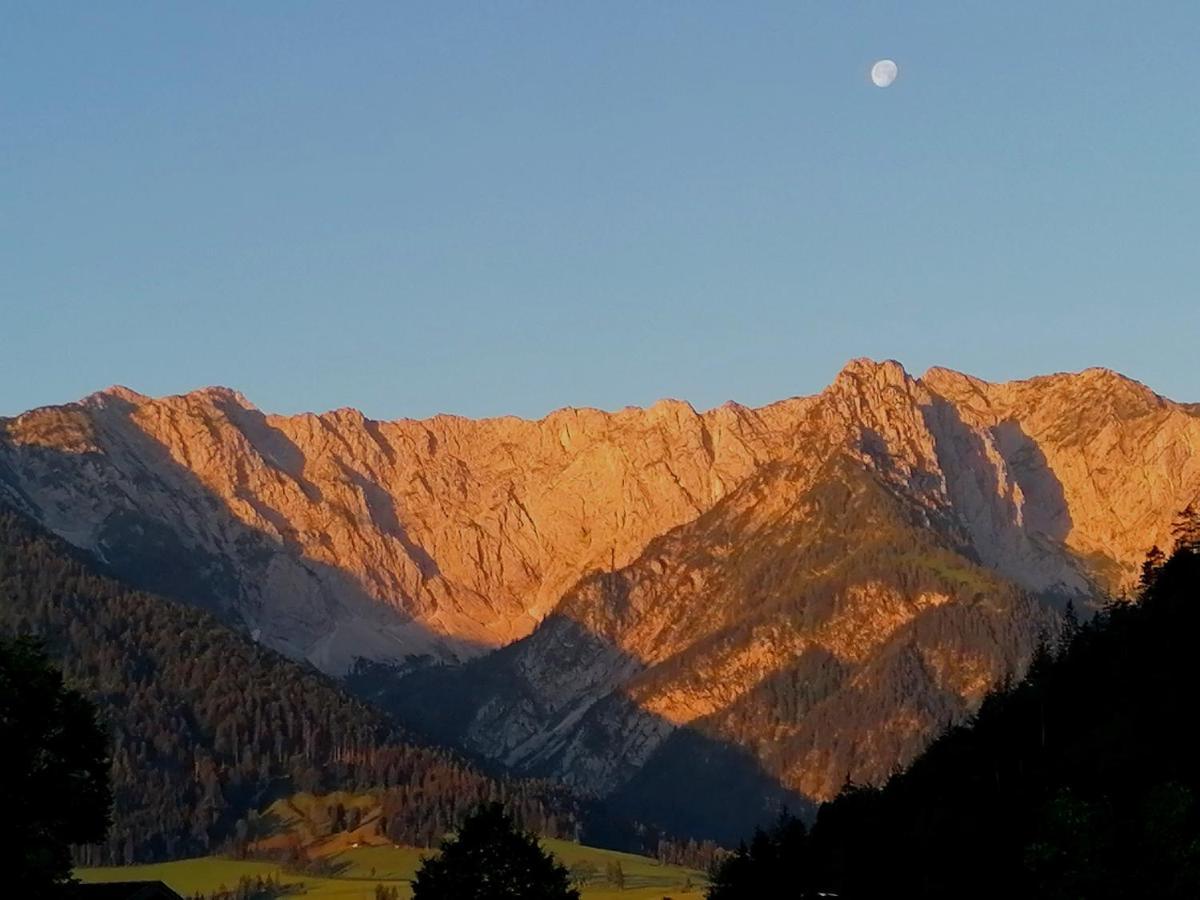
[1172,503,1200,554]
[716,510,1200,898]
[707,811,807,899]
[411,803,579,900]
[1,637,111,896]
[1140,544,1166,590]
[0,506,580,864]
[1061,600,1080,651]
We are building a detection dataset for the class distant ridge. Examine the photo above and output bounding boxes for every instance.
[3,359,1200,836]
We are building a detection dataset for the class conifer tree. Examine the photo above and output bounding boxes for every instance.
[1,637,111,896]
[1171,503,1200,554]
[1141,545,1167,591]
[1061,600,1080,651]
[0,507,580,864]
[411,803,579,900]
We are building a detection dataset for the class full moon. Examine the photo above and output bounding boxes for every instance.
[871,59,898,88]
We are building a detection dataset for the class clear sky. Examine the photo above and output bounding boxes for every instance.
[4,2,1199,420]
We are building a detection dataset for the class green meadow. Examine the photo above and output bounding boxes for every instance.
[78,840,706,899]
[78,789,706,898]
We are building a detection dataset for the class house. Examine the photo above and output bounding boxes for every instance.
[73,882,184,900]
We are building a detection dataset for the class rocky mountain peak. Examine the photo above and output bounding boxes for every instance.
[2,360,1198,674]
[81,384,150,409]
[828,357,915,393]
[188,385,256,408]
[919,365,990,397]
[4,359,1200,834]
[824,358,929,415]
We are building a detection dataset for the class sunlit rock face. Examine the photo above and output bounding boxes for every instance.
[0,382,809,670]
[3,360,1198,825]
[432,361,1200,821]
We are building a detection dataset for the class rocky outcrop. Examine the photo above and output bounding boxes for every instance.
[400,362,1200,831]
[0,382,812,670]
[3,359,1198,832]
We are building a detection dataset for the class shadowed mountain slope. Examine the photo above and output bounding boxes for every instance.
[0,505,580,864]
[0,386,811,671]
[791,542,1200,899]
[2,360,1195,671]
[3,359,1199,837]
[375,450,1056,836]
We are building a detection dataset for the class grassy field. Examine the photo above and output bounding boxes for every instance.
[79,790,706,898]
[78,841,706,899]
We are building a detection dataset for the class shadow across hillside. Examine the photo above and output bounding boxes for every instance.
[3,399,806,848]
[361,610,818,847]
[212,393,443,582]
[0,394,483,668]
[357,447,1067,849]
[0,391,1070,854]
[369,595,1045,848]
[917,396,1091,599]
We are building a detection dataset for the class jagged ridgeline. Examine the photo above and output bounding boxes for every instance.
[363,455,1061,843]
[6,359,1200,845]
[0,505,580,865]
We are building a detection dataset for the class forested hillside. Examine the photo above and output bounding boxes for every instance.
[713,510,1200,899]
[372,455,1055,843]
[0,506,580,865]
[6,361,1199,834]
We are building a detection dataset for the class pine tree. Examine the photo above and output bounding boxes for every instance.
[706,811,807,899]
[1,637,111,896]
[411,803,579,900]
[0,507,580,864]
[1141,545,1167,591]
[1171,504,1200,554]
[1061,601,1081,652]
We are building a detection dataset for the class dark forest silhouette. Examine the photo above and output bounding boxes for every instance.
[10,474,1200,896]
[0,505,579,865]
[1,636,110,896]
[411,803,580,900]
[710,506,1200,898]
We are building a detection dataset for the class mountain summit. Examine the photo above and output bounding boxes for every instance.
[2,360,1198,833]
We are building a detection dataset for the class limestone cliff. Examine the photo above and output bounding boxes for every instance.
[2,360,1198,834]
[0,382,809,670]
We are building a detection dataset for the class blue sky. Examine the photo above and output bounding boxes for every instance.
[4,2,1199,419]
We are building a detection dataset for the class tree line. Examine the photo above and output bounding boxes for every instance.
[0,505,581,866]
[710,505,1200,898]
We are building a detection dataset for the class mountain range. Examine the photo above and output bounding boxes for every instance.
[3,358,1198,839]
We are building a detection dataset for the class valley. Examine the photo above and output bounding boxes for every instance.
[78,791,704,899]
[9,9,1195,894]
[5,358,1200,840]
